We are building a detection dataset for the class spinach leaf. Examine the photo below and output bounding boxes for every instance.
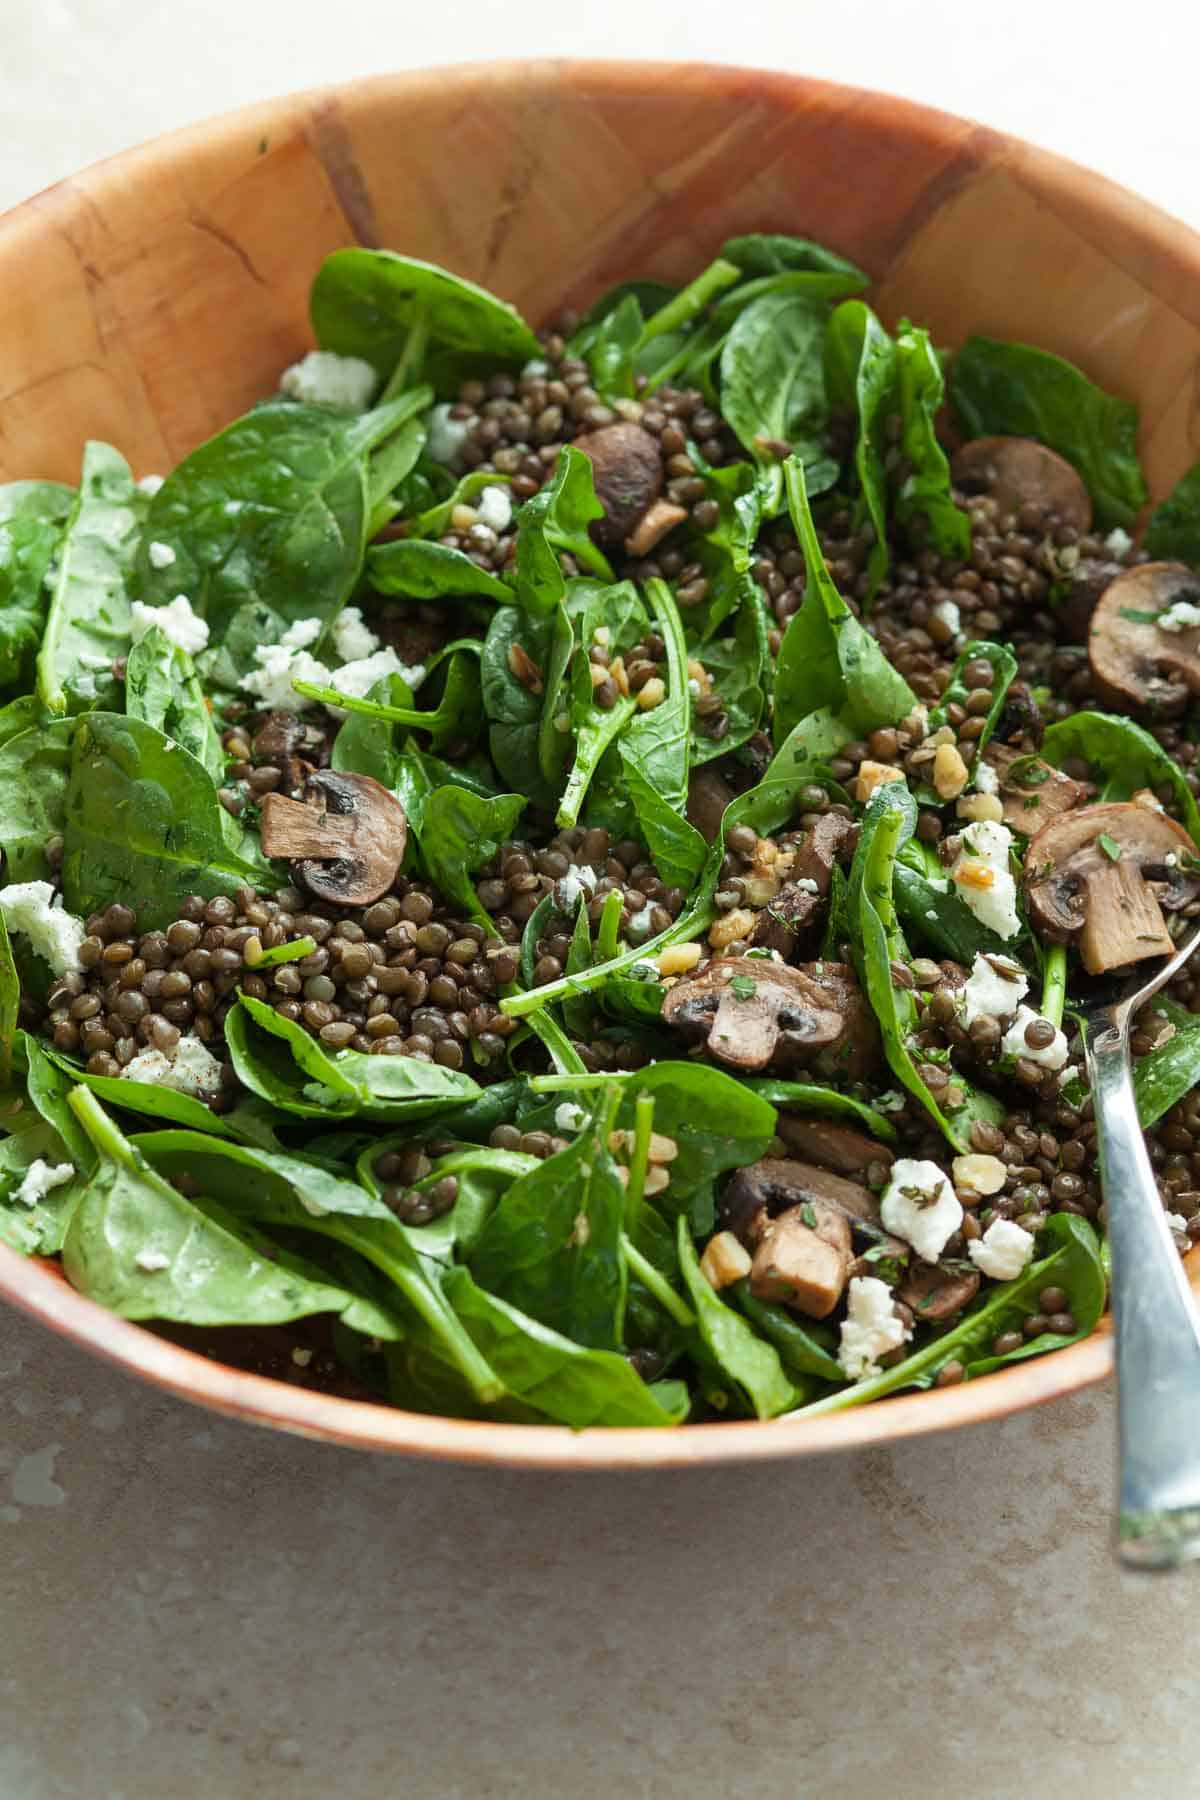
[894,323,971,558]
[765,706,853,783]
[729,1282,843,1383]
[298,648,482,756]
[613,1061,777,1232]
[124,625,225,782]
[949,336,1147,529]
[419,786,525,931]
[0,693,42,750]
[396,469,512,541]
[469,1099,627,1349]
[0,485,70,697]
[0,1119,84,1255]
[719,292,836,514]
[555,579,646,827]
[310,250,540,392]
[721,234,869,282]
[20,1035,99,1173]
[481,603,559,807]
[442,1266,686,1427]
[40,1045,239,1137]
[823,300,897,596]
[62,712,276,928]
[329,674,411,784]
[580,292,644,400]
[137,392,431,652]
[1040,711,1200,845]
[512,445,611,610]
[133,1129,386,1222]
[1132,998,1200,1128]
[774,458,916,742]
[676,1217,797,1418]
[366,538,511,602]
[620,579,692,820]
[741,1079,898,1142]
[1144,460,1200,566]
[359,1140,535,1259]
[685,459,764,642]
[37,443,139,715]
[894,863,1023,965]
[637,258,742,361]
[0,717,73,882]
[0,481,73,526]
[0,916,16,1088]
[568,279,676,359]
[691,598,767,766]
[621,757,706,893]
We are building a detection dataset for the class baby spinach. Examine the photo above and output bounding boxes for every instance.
[360,1141,535,1260]
[40,1045,240,1137]
[62,712,276,928]
[136,391,431,654]
[1040,711,1200,845]
[741,1079,898,1142]
[685,459,763,642]
[691,598,767,766]
[419,785,525,931]
[620,578,693,826]
[676,1217,797,1418]
[124,625,225,782]
[949,335,1147,529]
[894,863,1022,965]
[299,647,482,756]
[481,602,559,807]
[37,442,139,715]
[729,1282,843,1384]
[824,300,897,596]
[396,468,512,542]
[367,538,511,602]
[0,916,16,1087]
[613,1062,777,1232]
[0,716,73,882]
[19,1036,99,1173]
[719,291,836,514]
[0,484,71,697]
[310,250,541,392]
[928,639,1017,756]
[774,458,916,742]
[1132,999,1200,1128]
[0,1119,84,1255]
[721,234,869,282]
[512,446,611,611]
[555,582,646,827]
[894,323,971,558]
[1144,459,1200,566]
[469,1098,627,1349]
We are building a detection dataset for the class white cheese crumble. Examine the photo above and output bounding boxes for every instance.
[961,951,1029,1028]
[0,882,86,976]
[136,474,165,496]
[930,597,962,639]
[1104,527,1134,556]
[14,1158,74,1209]
[147,541,176,570]
[328,647,423,705]
[331,606,380,664]
[1000,1004,1070,1070]
[967,1218,1036,1282]
[281,618,323,650]
[521,358,551,379]
[129,594,210,656]
[123,1034,224,1099]
[1157,599,1200,634]
[427,402,473,467]
[279,350,377,413]
[974,761,1000,796]
[554,1103,587,1134]
[134,1249,171,1273]
[476,485,513,534]
[838,1276,911,1381]
[880,1158,964,1263]
[240,635,332,712]
[951,819,1022,940]
[557,863,599,912]
[795,877,821,895]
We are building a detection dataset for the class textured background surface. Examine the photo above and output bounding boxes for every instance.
[2,4,1200,1795]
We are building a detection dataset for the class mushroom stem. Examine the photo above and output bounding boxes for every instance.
[258,794,337,861]
[1078,858,1173,974]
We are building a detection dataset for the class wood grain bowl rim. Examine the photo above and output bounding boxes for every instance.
[1,57,1197,1466]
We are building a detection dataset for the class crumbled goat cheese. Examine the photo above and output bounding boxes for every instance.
[961,951,1029,1028]
[1158,600,1200,633]
[880,1158,964,1263]
[134,1249,171,1273]
[968,1218,1036,1282]
[557,863,599,912]
[625,898,655,942]
[795,877,821,895]
[427,402,473,467]
[1001,1005,1070,1070]
[129,595,210,656]
[951,819,1022,940]
[328,647,423,707]
[136,474,164,496]
[554,1103,587,1134]
[14,1159,74,1209]
[123,1034,224,1098]
[147,540,176,570]
[476,485,513,534]
[1105,527,1134,556]
[331,605,380,664]
[974,761,999,795]
[281,618,323,650]
[0,882,86,976]
[838,1276,911,1381]
[240,641,332,712]
[280,350,377,413]
[930,597,962,638]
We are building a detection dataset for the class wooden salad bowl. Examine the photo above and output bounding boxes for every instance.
[1,61,1198,1467]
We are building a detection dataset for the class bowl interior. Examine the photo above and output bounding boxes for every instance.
[1,59,1198,1465]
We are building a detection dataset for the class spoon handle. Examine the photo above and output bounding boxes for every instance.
[1086,1021,1200,1570]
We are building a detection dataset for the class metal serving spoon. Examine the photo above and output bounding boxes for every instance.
[1078,921,1200,1569]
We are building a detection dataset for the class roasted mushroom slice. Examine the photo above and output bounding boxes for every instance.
[749,1202,853,1319]
[260,770,408,906]
[1088,563,1200,717]
[950,436,1092,533]
[984,744,1091,835]
[1024,801,1199,974]
[571,422,664,549]
[686,767,737,844]
[750,814,858,960]
[660,957,878,1077]
[718,1157,901,1254]
[774,1118,895,1180]
[898,1262,980,1322]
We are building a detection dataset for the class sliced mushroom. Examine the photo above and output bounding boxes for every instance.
[951,436,1092,533]
[718,1157,901,1255]
[624,497,688,558]
[1024,801,1199,973]
[686,767,737,844]
[749,1202,852,1318]
[260,770,408,906]
[750,814,859,958]
[1051,555,1124,642]
[898,1262,980,1322]
[985,744,1092,835]
[790,813,859,891]
[1088,562,1200,717]
[661,957,878,1078]
[774,1118,895,1180]
[572,422,664,548]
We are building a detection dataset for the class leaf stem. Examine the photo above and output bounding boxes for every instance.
[639,258,742,345]
[529,1072,636,1093]
[500,903,713,1019]
[622,1091,655,1238]
[620,1235,695,1329]
[1041,942,1068,1030]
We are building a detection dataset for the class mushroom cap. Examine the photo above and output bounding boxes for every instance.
[259,769,408,906]
[1087,562,1200,717]
[718,1156,898,1250]
[1024,800,1199,971]
[950,435,1092,533]
[660,956,878,1077]
[984,744,1092,835]
[571,422,664,547]
[898,1262,980,1322]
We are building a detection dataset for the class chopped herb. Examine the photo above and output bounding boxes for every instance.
[730,974,758,1001]
[1098,832,1123,862]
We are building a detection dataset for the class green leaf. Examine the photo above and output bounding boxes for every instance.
[824,300,898,596]
[1040,711,1200,846]
[39,1045,240,1137]
[124,624,225,782]
[366,538,511,602]
[310,250,540,391]
[358,1139,535,1260]
[0,717,74,882]
[298,647,481,756]
[0,915,16,1088]
[620,579,692,818]
[554,579,646,828]
[676,1216,797,1418]
[0,483,70,698]
[927,639,1018,761]
[1132,999,1200,1128]
[949,335,1148,529]
[894,323,971,558]
[729,1281,843,1383]
[62,712,276,928]
[719,292,837,515]
[512,445,611,611]
[419,785,526,931]
[720,234,869,282]
[894,862,1025,965]
[1144,460,1200,567]
[37,442,139,715]
[691,598,767,767]
[613,1062,777,1232]
[741,1079,898,1142]
[0,1119,84,1255]
[20,1035,100,1173]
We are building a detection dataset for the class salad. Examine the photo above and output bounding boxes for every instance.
[1,234,1198,1429]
